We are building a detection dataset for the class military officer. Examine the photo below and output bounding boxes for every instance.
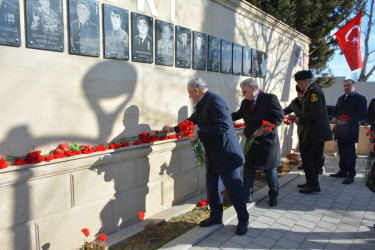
[294,70,332,194]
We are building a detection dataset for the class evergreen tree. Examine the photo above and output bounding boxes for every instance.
[247,0,366,86]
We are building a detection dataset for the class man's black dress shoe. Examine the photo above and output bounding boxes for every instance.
[199,217,223,227]
[330,172,347,178]
[246,199,253,203]
[297,183,307,188]
[269,200,277,207]
[299,187,320,194]
[236,220,249,236]
[342,177,354,184]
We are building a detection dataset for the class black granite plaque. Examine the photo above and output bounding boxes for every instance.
[69,0,100,57]
[242,46,251,76]
[192,31,206,71]
[207,35,220,72]
[103,4,129,60]
[220,39,232,74]
[26,0,64,51]
[0,0,21,47]
[155,20,173,66]
[250,49,260,77]
[232,43,242,75]
[258,51,267,78]
[175,26,191,68]
[131,12,153,63]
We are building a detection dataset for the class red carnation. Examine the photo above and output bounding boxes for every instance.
[81,228,90,237]
[94,145,108,152]
[291,148,296,152]
[138,211,145,221]
[109,143,120,149]
[98,233,107,242]
[121,142,130,147]
[0,157,9,169]
[198,200,206,207]
[132,141,142,145]
[59,143,69,151]
[14,158,29,166]
[45,155,54,162]
[26,151,45,164]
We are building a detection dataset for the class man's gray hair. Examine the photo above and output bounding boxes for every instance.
[188,78,208,91]
[240,78,259,90]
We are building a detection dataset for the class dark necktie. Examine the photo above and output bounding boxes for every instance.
[251,100,255,111]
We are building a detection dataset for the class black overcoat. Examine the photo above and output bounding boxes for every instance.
[232,91,284,170]
[175,91,245,174]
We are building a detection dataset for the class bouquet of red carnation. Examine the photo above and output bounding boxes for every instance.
[244,120,275,156]
[363,130,375,188]
[283,116,295,125]
[339,114,349,122]
[177,120,206,168]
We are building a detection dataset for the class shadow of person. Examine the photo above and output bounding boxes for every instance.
[92,105,151,235]
[111,105,151,142]
[159,106,202,205]
[0,126,33,249]
[82,61,137,145]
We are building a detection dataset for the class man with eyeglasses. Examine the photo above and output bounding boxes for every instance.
[231,78,284,206]
[330,79,367,184]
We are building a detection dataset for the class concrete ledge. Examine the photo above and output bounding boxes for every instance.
[159,172,301,250]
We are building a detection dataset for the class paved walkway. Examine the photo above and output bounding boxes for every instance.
[162,155,375,249]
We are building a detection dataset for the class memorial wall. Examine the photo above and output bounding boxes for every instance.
[0,0,310,249]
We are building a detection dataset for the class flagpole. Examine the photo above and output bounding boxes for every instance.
[305,33,336,57]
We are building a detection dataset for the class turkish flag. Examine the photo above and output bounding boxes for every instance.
[335,12,363,71]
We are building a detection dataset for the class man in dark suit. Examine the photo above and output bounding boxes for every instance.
[330,79,367,184]
[294,70,332,193]
[232,78,284,207]
[163,78,249,236]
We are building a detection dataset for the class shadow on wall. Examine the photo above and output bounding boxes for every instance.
[83,61,138,144]
[0,61,138,157]
[3,60,138,250]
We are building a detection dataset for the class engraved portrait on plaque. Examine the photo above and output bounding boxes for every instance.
[175,26,191,68]
[250,49,260,77]
[207,35,220,72]
[192,31,206,70]
[220,39,232,74]
[103,4,128,60]
[232,43,242,75]
[242,46,251,76]
[131,12,153,63]
[258,51,267,78]
[0,0,21,47]
[155,20,173,66]
[69,0,100,57]
[26,0,64,51]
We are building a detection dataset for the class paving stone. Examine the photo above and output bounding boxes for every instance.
[207,229,233,243]
[256,215,277,225]
[300,214,321,223]
[227,235,252,247]
[268,222,292,231]
[276,217,297,227]
[219,239,245,249]
[251,234,276,248]
[196,238,222,248]
[337,222,360,232]
[282,231,307,243]
[262,210,283,219]
[295,218,316,229]
[274,238,300,249]
[260,229,284,241]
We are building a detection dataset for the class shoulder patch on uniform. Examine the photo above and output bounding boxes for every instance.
[311,93,318,102]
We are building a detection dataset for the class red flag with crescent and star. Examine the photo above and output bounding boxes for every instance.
[335,12,363,71]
